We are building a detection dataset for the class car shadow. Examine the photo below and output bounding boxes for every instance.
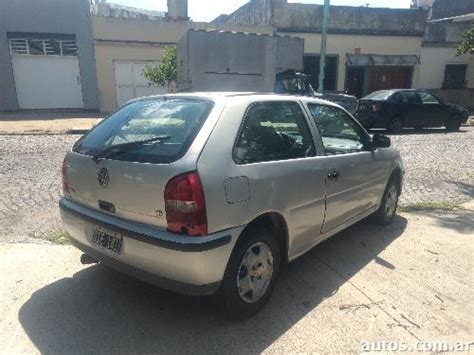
[19,216,407,354]
[412,208,474,235]
[446,181,474,200]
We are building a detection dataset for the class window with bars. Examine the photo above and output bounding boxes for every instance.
[442,64,467,89]
[9,38,78,56]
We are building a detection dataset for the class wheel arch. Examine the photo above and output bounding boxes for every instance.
[389,167,403,195]
[239,212,289,264]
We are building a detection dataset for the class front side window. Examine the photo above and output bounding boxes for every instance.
[418,91,439,105]
[233,101,315,164]
[307,104,367,155]
[73,98,213,164]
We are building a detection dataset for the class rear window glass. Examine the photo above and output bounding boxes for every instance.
[362,90,394,100]
[73,98,214,164]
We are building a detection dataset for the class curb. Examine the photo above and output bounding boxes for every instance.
[66,128,90,134]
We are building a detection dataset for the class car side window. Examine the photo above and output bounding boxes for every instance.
[233,101,315,164]
[389,93,402,103]
[307,104,367,155]
[418,92,439,105]
[401,91,420,104]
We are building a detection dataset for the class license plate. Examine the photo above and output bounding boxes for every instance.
[91,229,122,254]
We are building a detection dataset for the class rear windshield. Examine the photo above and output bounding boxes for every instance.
[73,98,214,164]
[362,90,394,101]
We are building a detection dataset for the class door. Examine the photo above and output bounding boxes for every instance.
[114,61,167,108]
[12,55,83,109]
[396,91,422,127]
[369,67,412,93]
[346,67,365,98]
[305,103,389,234]
[416,91,446,127]
[231,100,327,257]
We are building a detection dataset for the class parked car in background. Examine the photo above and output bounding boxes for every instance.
[60,93,403,318]
[355,89,469,132]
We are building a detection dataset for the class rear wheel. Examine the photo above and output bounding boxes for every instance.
[371,176,400,225]
[216,226,281,319]
[388,116,403,133]
[446,116,461,132]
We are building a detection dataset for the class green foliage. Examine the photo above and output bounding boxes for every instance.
[399,200,464,212]
[456,25,474,56]
[43,230,71,245]
[142,46,177,88]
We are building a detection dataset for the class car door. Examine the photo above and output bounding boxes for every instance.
[305,103,390,234]
[416,91,446,127]
[398,91,423,127]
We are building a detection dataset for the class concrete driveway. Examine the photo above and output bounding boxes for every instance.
[1,208,472,354]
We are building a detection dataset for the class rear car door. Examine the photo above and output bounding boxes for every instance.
[398,91,423,127]
[305,104,390,234]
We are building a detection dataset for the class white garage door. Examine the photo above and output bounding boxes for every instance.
[10,38,83,109]
[114,61,167,108]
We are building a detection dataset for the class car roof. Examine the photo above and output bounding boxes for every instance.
[130,92,341,107]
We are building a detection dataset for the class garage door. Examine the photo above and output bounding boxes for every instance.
[9,37,83,109]
[114,61,167,108]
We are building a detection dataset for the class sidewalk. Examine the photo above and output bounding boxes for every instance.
[1,207,472,353]
[0,111,102,134]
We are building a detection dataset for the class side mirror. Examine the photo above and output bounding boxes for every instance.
[371,133,391,149]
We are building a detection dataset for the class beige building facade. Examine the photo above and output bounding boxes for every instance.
[92,15,272,112]
[415,0,474,109]
[282,32,422,94]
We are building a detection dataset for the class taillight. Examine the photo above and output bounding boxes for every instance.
[164,172,208,236]
[372,103,382,112]
[62,159,70,193]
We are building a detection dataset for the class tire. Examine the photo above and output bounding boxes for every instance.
[216,226,281,319]
[371,176,400,225]
[388,116,403,133]
[414,125,424,131]
[446,116,461,132]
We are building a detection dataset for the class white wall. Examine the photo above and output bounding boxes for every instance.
[417,47,474,89]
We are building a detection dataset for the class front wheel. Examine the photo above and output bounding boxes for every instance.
[446,117,461,132]
[216,227,281,319]
[371,177,400,225]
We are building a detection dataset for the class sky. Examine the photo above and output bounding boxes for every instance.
[111,0,412,22]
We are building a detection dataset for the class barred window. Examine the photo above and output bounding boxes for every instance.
[9,38,78,56]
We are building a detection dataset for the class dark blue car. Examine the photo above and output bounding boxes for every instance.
[355,89,469,132]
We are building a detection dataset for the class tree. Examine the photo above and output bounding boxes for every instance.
[142,46,177,91]
[456,25,474,56]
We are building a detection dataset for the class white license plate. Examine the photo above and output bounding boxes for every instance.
[91,229,122,254]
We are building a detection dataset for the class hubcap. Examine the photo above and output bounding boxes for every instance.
[385,184,398,217]
[236,242,274,303]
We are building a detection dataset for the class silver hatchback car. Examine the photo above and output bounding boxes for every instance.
[60,93,403,318]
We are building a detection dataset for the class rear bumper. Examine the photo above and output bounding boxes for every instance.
[60,198,243,295]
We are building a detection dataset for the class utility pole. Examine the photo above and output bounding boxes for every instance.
[318,0,330,93]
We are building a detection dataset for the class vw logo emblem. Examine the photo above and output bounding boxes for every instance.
[97,167,109,188]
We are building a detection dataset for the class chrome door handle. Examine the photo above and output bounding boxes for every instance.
[327,169,340,180]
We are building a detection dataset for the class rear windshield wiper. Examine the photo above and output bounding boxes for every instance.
[92,135,170,163]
